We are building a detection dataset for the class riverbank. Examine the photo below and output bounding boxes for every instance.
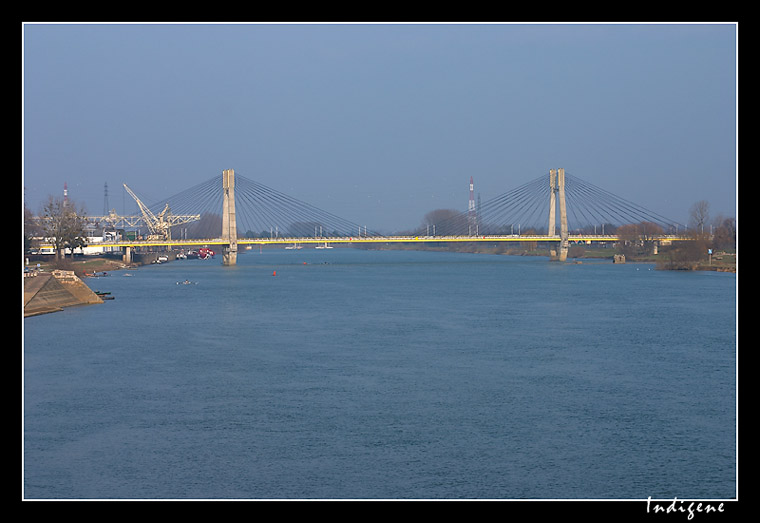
[356,242,737,272]
[24,255,145,317]
[24,250,183,278]
[24,269,104,317]
[25,255,132,278]
[25,244,737,275]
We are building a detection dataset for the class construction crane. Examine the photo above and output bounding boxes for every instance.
[93,208,145,229]
[121,184,200,241]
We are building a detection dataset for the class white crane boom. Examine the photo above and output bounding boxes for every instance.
[123,184,171,240]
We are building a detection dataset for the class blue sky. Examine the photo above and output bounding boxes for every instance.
[23,22,737,233]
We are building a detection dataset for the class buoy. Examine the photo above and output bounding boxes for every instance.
[273,271,277,276]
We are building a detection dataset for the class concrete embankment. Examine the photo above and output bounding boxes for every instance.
[24,270,103,317]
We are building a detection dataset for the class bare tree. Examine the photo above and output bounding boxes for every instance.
[24,204,43,253]
[40,196,88,262]
[689,200,710,236]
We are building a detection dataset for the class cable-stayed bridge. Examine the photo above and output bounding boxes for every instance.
[86,168,687,264]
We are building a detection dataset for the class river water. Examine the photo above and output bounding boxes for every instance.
[23,248,737,500]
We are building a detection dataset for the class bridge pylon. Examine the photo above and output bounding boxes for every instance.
[548,168,569,261]
[222,168,238,266]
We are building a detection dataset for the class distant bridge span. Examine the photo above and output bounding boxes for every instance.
[103,233,685,250]
[86,233,686,265]
[56,167,689,264]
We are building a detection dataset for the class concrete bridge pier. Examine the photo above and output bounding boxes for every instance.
[222,168,238,266]
[549,168,569,262]
[557,167,569,261]
[123,245,132,264]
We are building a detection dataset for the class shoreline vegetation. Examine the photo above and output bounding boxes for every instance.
[355,241,736,272]
[25,242,736,276]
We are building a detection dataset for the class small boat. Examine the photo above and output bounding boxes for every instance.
[198,248,215,259]
[285,244,302,250]
[176,280,196,285]
[95,291,114,300]
[187,248,214,259]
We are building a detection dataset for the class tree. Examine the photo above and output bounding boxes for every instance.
[689,200,710,237]
[40,196,88,262]
[657,240,706,270]
[24,204,43,253]
[656,202,717,269]
[520,227,539,252]
[711,215,736,250]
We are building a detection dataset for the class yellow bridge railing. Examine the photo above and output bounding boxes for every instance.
[39,234,688,250]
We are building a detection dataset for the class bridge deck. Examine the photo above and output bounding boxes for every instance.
[45,234,685,249]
